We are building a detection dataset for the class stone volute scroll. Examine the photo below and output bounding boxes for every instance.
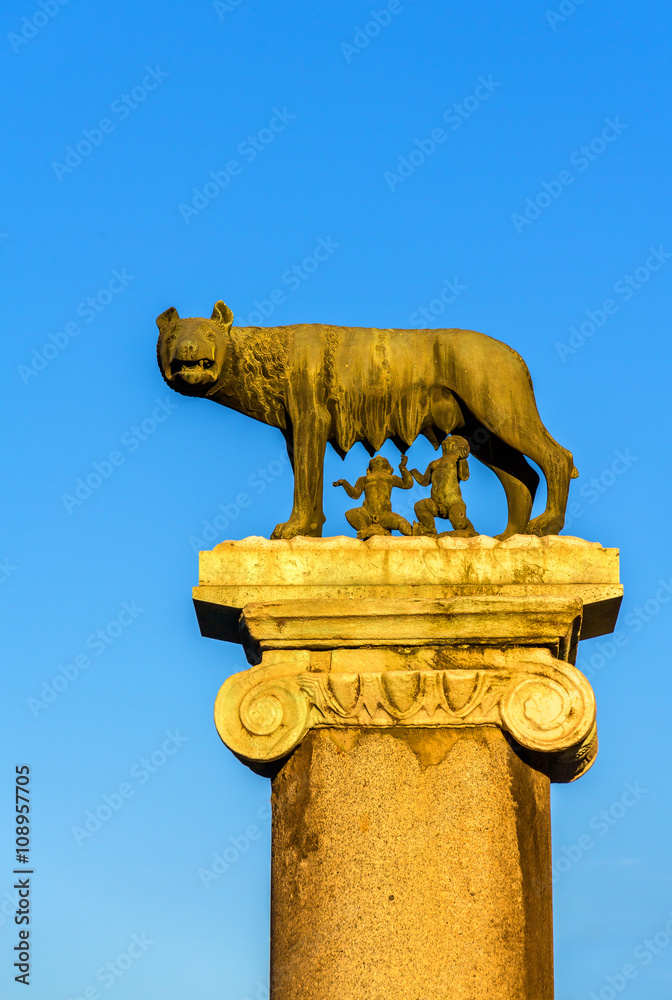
[214,643,597,782]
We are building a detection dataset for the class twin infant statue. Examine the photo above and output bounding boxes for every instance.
[333,435,475,540]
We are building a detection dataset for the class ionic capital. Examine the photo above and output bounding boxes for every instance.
[215,647,596,782]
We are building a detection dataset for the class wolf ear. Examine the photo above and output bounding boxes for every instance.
[156,306,179,333]
[211,301,234,328]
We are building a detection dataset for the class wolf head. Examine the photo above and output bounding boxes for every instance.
[156,300,233,395]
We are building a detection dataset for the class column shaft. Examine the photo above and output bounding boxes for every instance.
[270,727,553,1000]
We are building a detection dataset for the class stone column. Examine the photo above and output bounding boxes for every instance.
[271,726,552,1000]
[194,535,621,1000]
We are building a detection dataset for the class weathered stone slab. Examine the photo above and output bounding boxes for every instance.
[198,533,618,586]
[241,595,582,655]
[194,534,622,643]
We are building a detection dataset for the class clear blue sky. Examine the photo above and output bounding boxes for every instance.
[1,1,671,997]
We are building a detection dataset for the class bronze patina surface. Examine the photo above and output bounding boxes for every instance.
[333,454,413,539]
[156,301,578,539]
[410,434,476,536]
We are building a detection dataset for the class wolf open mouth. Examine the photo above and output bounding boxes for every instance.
[171,358,215,376]
[170,358,217,384]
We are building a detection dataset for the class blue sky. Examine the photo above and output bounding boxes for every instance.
[1,0,671,997]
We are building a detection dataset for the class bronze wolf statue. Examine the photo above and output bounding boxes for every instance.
[156,301,577,539]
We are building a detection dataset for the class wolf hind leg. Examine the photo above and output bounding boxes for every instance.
[453,351,574,535]
[464,425,540,539]
[479,417,573,534]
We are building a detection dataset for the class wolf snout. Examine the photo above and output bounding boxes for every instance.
[176,338,203,360]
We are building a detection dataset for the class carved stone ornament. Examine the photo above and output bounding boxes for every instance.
[214,648,596,782]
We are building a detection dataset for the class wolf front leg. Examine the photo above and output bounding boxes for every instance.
[272,408,331,539]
